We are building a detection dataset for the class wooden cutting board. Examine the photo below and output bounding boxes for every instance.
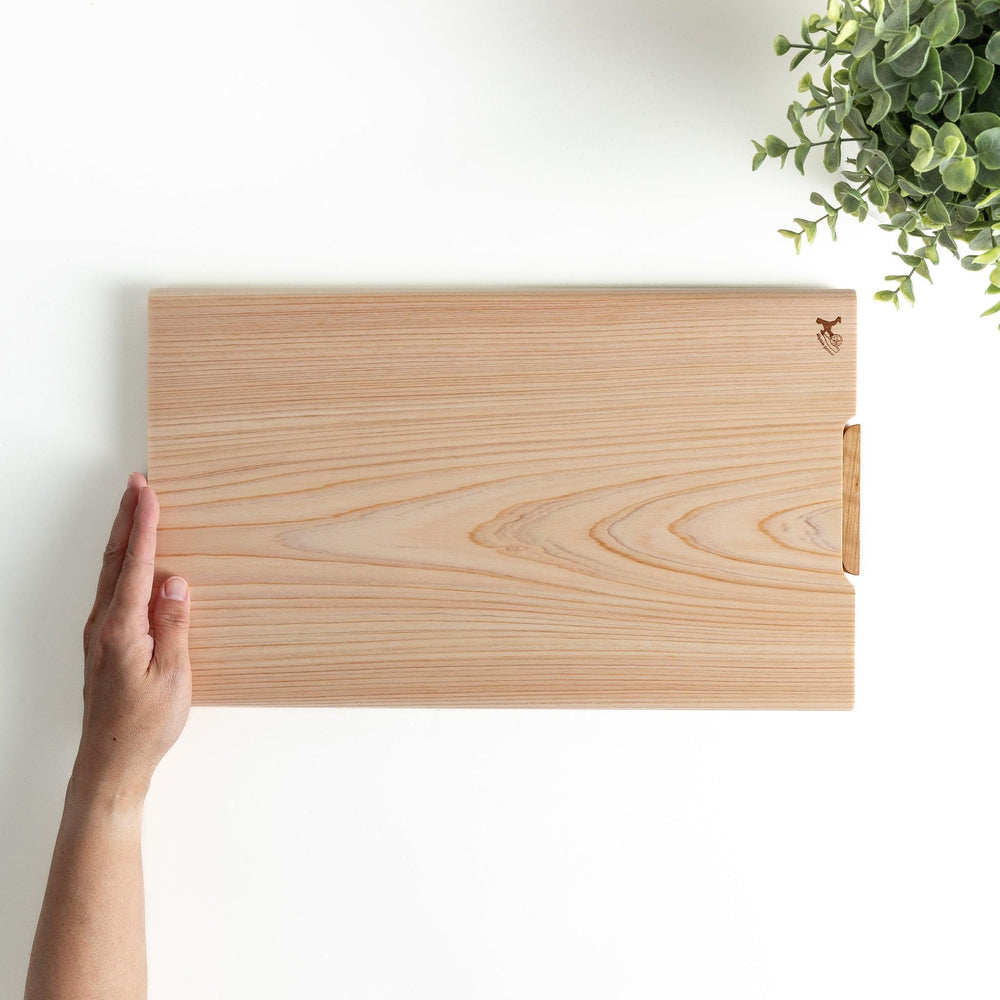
[148,289,857,709]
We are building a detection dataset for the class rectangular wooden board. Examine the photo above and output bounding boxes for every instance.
[148,289,856,708]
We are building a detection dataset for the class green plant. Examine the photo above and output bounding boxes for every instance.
[754,0,1000,322]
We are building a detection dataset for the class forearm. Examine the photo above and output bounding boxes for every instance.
[24,769,148,1000]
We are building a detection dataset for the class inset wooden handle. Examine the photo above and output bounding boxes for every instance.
[843,424,860,575]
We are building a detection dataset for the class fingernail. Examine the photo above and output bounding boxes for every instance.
[163,577,188,600]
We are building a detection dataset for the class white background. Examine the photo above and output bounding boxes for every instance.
[2,1,998,997]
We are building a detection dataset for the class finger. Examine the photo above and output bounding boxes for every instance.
[106,483,160,629]
[151,576,191,674]
[87,472,147,631]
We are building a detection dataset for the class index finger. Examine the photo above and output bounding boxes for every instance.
[106,484,161,628]
[89,472,147,628]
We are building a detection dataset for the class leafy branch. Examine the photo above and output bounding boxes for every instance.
[753,0,1000,325]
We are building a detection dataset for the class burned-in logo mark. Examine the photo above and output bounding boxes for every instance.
[816,316,843,355]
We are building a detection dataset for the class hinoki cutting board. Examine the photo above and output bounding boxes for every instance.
[148,289,858,709]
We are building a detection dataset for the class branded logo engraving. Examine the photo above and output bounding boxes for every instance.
[816,316,843,355]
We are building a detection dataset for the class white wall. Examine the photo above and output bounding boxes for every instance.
[2,1,998,997]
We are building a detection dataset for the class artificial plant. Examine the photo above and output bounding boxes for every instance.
[754,0,1000,321]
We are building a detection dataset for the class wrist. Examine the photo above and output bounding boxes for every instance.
[68,758,150,819]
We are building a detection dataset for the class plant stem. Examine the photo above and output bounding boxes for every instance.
[806,138,865,147]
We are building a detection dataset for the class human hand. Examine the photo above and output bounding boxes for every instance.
[74,472,192,803]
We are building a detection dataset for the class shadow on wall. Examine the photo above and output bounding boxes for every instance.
[485,0,767,140]
[0,285,148,995]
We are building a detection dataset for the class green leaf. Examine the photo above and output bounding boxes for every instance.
[790,49,810,70]
[910,44,942,94]
[942,155,977,191]
[976,188,1000,208]
[810,191,835,211]
[915,87,942,113]
[912,145,937,170]
[886,189,906,216]
[910,123,933,148]
[959,112,1000,138]
[779,229,803,253]
[960,10,984,39]
[787,105,808,141]
[969,226,995,251]
[774,34,792,56]
[940,44,974,85]
[752,142,768,171]
[794,217,819,242]
[828,0,844,19]
[975,245,1000,264]
[885,24,922,62]
[823,137,842,171]
[898,175,932,197]
[874,289,898,302]
[869,180,889,209]
[879,115,909,147]
[962,253,989,269]
[924,193,952,223]
[939,228,959,255]
[853,23,879,56]
[793,143,809,173]
[834,179,858,203]
[900,276,915,302]
[976,0,1000,13]
[943,91,963,120]
[820,31,838,65]
[972,56,996,94]
[887,81,911,112]
[864,147,895,183]
[922,0,961,46]
[987,32,1000,64]
[765,135,790,157]
[917,242,940,264]
[884,0,911,33]
[975,126,1000,168]
[935,121,967,157]
[954,202,979,225]
[835,19,859,44]
[981,300,1000,317]
[890,35,931,76]
[868,88,893,124]
[856,52,882,90]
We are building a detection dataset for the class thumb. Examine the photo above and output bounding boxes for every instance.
[152,576,191,672]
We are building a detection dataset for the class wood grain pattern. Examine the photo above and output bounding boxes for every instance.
[147,289,857,709]
[842,424,861,576]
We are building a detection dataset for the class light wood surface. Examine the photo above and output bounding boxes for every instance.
[147,289,857,708]
[843,424,861,576]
